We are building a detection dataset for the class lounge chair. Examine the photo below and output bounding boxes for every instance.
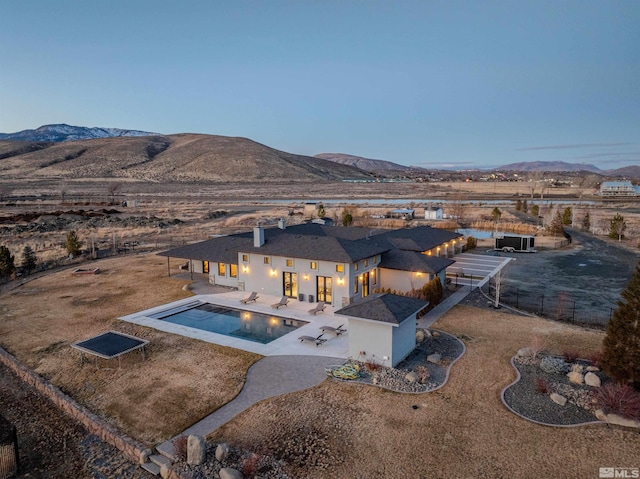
[299,333,327,347]
[271,296,289,309]
[319,324,347,336]
[239,292,259,304]
[308,301,326,315]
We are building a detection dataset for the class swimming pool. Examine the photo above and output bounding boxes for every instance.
[148,302,308,344]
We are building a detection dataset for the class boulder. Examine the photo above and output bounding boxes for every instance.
[605,413,640,429]
[517,347,532,358]
[584,372,601,387]
[160,463,172,479]
[595,409,607,421]
[586,366,600,372]
[567,371,584,385]
[216,443,230,462]
[220,468,244,479]
[416,330,424,343]
[427,353,441,364]
[423,329,432,338]
[405,372,418,383]
[139,448,152,465]
[550,393,567,406]
[187,435,206,465]
[571,363,584,373]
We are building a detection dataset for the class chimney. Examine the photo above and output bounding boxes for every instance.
[253,225,265,247]
[278,218,286,230]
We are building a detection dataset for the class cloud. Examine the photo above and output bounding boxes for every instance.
[517,143,633,151]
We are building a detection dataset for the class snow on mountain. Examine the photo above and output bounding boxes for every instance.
[0,124,161,142]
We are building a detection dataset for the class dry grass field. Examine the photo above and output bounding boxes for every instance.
[0,253,261,445]
[211,307,639,479]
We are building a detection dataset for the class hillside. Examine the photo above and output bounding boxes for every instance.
[0,123,159,142]
[0,134,371,183]
[315,153,411,172]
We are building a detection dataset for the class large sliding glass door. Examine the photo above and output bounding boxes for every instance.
[283,272,298,298]
[316,276,332,303]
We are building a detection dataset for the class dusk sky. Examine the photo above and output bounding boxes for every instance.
[1,1,638,170]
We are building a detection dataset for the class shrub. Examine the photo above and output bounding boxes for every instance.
[364,359,381,372]
[587,351,603,368]
[241,453,260,476]
[592,382,640,420]
[535,377,550,394]
[466,236,477,250]
[172,435,188,461]
[562,349,581,363]
[540,356,569,375]
[415,365,430,384]
[529,334,547,359]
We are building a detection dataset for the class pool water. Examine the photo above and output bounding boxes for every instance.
[149,302,308,344]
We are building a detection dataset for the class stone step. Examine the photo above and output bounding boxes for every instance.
[149,453,172,468]
[141,461,161,476]
[155,442,178,462]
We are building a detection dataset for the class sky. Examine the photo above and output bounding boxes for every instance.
[1,1,639,170]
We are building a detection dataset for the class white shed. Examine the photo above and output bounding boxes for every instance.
[335,294,428,367]
[424,206,443,220]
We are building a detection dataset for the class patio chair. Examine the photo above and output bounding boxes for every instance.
[239,292,259,304]
[319,323,347,336]
[307,301,326,315]
[299,333,327,347]
[271,296,289,309]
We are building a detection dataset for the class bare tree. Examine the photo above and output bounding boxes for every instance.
[106,182,122,204]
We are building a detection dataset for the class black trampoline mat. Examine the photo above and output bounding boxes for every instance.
[72,331,147,359]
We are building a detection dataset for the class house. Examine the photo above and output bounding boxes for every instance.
[600,181,639,197]
[335,294,428,367]
[390,208,414,220]
[424,206,443,220]
[159,222,462,308]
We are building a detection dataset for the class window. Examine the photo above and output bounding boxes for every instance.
[373,255,377,264]
[242,254,248,262]
[203,261,209,274]
[310,261,317,270]
[354,276,359,294]
[373,268,378,285]
[264,257,270,265]
[354,262,359,271]
[218,263,226,276]
[283,272,298,298]
[286,259,293,267]
[317,276,332,303]
[364,259,368,267]
[362,272,369,297]
[336,264,344,273]
[230,264,237,278]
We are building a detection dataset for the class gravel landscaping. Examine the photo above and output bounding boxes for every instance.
[330,329,465,393]
[502,354,602,426]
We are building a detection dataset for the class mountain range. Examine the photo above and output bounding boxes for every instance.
[1,124,638,179]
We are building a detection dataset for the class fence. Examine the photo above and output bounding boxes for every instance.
[480,281,612,329]
[0,414,18,479]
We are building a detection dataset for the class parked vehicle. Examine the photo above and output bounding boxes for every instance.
[495,233,537,253]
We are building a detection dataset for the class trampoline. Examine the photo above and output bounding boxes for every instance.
[71,331,149,368]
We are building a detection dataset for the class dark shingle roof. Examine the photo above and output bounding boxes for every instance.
[335,294,428,325]
[378,250,455,273]
[377,226,462,252]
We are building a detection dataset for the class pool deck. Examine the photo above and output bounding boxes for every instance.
[119,292,350,359]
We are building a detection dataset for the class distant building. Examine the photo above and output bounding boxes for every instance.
[600,181,639,197]
[424,206,443,220]
[390,208,414,220]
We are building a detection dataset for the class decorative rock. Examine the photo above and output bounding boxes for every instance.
[595,409,607,421]
[427,353,441,364]
[220,468,244,479]
[586,366,600,372]
[584,372,601,387]
[605,413,640,429]
[517,347,532,358]
[550,393,567,406]
[139,448,152,464]
[182,284,191,291]
[571,363,584,373]
[187,435,206,465]
[216,443,230,462]
[567,371,584,385]
[432,331,440,337]
[416,330,425,343]
[372,377,378,385]
[405,371,418,383]
[423,329,432,338]
[160,463,172,479]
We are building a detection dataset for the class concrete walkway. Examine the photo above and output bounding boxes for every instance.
[157,354,342,457]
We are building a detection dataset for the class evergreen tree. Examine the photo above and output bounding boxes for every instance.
[609,213,627,241]
[0,246,15,278]
[65,230,82,256]
[317,203,326,218]
[341,209,353,227]
[562,206,573,225]
[547,211,564,236]
[582,211,591,231]
[522,199,528,214]
[21,245,37,275]
[491,207,502,222]
[515,199,522,211]
[531,204,539,217]
[602,260,640,389]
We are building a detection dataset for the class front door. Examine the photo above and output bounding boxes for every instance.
[362,271,370,297]
[283,272,298,298]
[203,261,209,274]
[317,276,332,304]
